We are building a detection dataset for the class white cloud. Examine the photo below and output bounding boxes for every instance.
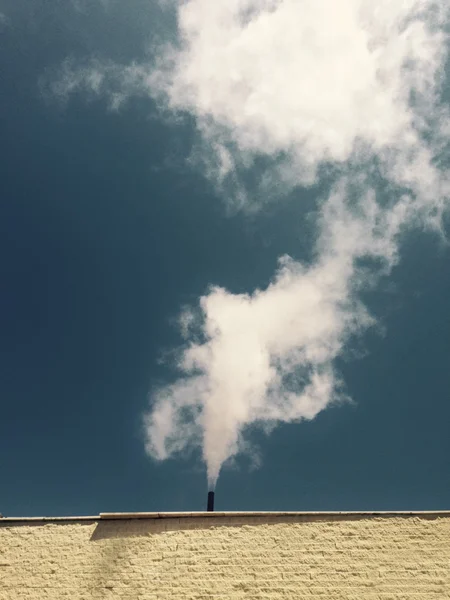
[47,0,450,485]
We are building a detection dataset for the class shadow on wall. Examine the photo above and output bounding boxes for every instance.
[87,513,448,594]
[89,512,443,541]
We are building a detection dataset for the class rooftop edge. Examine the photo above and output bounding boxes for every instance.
[1,510,450,523]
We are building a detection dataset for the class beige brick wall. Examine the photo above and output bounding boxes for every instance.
[1,513,450,599]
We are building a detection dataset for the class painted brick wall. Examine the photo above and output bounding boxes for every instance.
[1,514,450,599]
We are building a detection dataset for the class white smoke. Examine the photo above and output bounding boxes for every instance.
[145,183,415,488]
[48,0,450,487]
[141,0,450,487]
[146,0,448,203]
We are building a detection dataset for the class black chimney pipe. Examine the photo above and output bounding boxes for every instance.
[207,491,215,512]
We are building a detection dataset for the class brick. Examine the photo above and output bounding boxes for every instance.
[0,514,449,599]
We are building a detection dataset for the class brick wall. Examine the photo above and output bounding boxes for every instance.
[1,512,450,599]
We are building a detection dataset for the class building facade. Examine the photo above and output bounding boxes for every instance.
[1,511,449,599]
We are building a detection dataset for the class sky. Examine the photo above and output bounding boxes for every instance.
[1,0,450,516]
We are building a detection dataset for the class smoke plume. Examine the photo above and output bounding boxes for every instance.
[140,0,450,488]
[49,0,450,487]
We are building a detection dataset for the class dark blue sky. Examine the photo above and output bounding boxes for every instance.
[1,1,449,516]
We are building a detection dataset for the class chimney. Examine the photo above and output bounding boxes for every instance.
[207,491,215,512]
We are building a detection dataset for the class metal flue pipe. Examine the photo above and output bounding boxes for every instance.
[207,491,215,512]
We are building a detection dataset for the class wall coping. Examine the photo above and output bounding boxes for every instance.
[1,510,450,523]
